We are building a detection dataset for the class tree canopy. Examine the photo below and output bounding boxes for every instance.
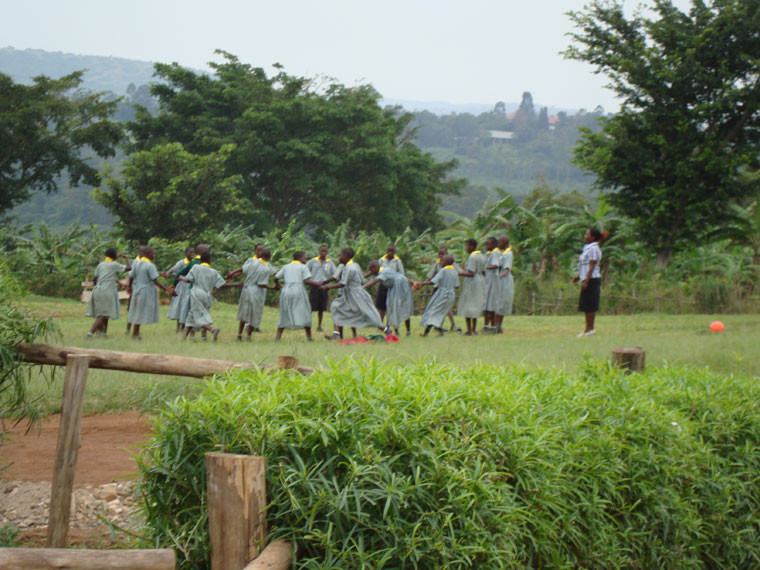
[127,52,463,236]
[566,0,760,265]
[0,71,123,218]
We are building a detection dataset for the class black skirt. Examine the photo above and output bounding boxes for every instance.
[375,283,388,311]
[309,285,329,312]
[578,278,601,313]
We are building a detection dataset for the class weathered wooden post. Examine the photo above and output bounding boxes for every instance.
[46,353,90,548]
[206,452,268,570]
[611,346,646,373]
[0,547,175,569]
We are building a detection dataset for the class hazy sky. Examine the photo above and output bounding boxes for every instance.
[2,0,692,112]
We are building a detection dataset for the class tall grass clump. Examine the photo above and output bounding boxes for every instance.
[137,360,760,568]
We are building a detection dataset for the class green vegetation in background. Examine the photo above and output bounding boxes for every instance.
[566,0,760,266]
[137,359,760,568]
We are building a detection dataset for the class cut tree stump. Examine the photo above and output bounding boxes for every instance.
[611,346,646,373]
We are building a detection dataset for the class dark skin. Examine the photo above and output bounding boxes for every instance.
[573,229,599,333]
[274,252,321,341]
[127,248,169,340]
[363,260,413,335]
[366,244,399,321]
[313,246,331,331]
[483,237,499,328]
[321,250,365,338]
[88,252,131,337]
[125,245,148,334]
[459,242,480,335]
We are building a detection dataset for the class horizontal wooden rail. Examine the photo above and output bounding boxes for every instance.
[244,540,293,570]
[16,343,313,377]
[0,548,175,570]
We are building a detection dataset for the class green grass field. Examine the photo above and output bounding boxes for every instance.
[18,295,760,415]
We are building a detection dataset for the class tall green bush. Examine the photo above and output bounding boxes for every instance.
[137,360,760,568]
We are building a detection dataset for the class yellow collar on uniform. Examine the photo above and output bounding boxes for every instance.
[314,256,331,262]
[492,248,501,254]
[200,262,211,267]
[436,258,441,263]
[443,265,455,270]
[383,254,399,261]
[378,266,385,272]
[504,246,512,253]
[141,258,153,264]
[291,260,303,264]
[183,257,191,264]
[104,257,115,262]
[259,259,269,266]
[346,259,354,266]
[252,255,259,261]
[195,255,201,259]
[471,250,482,255]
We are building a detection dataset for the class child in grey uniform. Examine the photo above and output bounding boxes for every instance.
[126,246,168,340]
[274,251,321,341]
[416,254,459,336]
[457,239,486,335]
[86,247,131,338]
[363,260,414,336]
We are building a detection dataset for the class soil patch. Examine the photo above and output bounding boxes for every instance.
[1,412,153,546]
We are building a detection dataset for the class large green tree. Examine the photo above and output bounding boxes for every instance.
[127,52,463,235]
[0,71,123,217]
[95,143,244,242]
[566,0,760,265]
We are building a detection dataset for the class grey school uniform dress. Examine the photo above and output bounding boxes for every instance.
[376,255,405,311]
[86,260,126,320]
[376,269,413,329]
[497,249,515,316]
[185,264,225,329]
[420,267,459,328]
[331,262,384,329]
[236,258,274,328]
[167,258,190,321]
[275,262,313,329]
[484,249,503,312]
[127,260,160,325]
[457,251,486,318]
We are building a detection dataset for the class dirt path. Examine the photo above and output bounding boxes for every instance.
[1,412,153,546]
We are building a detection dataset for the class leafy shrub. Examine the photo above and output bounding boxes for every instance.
[137,360,760,568]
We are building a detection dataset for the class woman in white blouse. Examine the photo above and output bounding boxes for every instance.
[573,228,603,336]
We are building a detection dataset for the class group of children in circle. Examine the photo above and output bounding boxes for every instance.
[85,236,515,342]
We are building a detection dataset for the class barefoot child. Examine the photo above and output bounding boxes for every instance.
[227,248,275,340]
[180,250,235,341]
[363,260,414,336]
[162,246,195,333]
[85,248,131,338]
[374,243,405,322]
[416,254,459,336]
[324,248,387,340]
[306,245,336,332]
[457,239,486,335]
[426,245,460,332]
[126,246,168,339]
[273,251,322,341]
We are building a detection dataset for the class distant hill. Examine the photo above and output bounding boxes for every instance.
[0,47,157,94]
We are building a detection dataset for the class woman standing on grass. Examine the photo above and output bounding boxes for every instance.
[574,228,603,337]
[126,246,168,340]
[86,247,131,338]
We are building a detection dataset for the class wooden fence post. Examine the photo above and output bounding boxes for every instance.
[46,354,90,548]
[0,547,175,569]
[206,453,267,570]
[611,346,646,373]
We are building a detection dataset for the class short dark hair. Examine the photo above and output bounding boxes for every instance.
[260,248,271,259]
[589,228,602,242]
[293,251,305,260]
[200,250,211,263]
[105,247,117,259]
[342,247,355,259]
[466,238,478,248]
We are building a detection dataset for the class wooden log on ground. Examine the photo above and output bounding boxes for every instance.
[46,354,89,548]
[243,540,293,570]
[206,453,268,570]
[277,355,298,370]
[0,547,175,569]
[16,342,314,377]
[611,346,646,373]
